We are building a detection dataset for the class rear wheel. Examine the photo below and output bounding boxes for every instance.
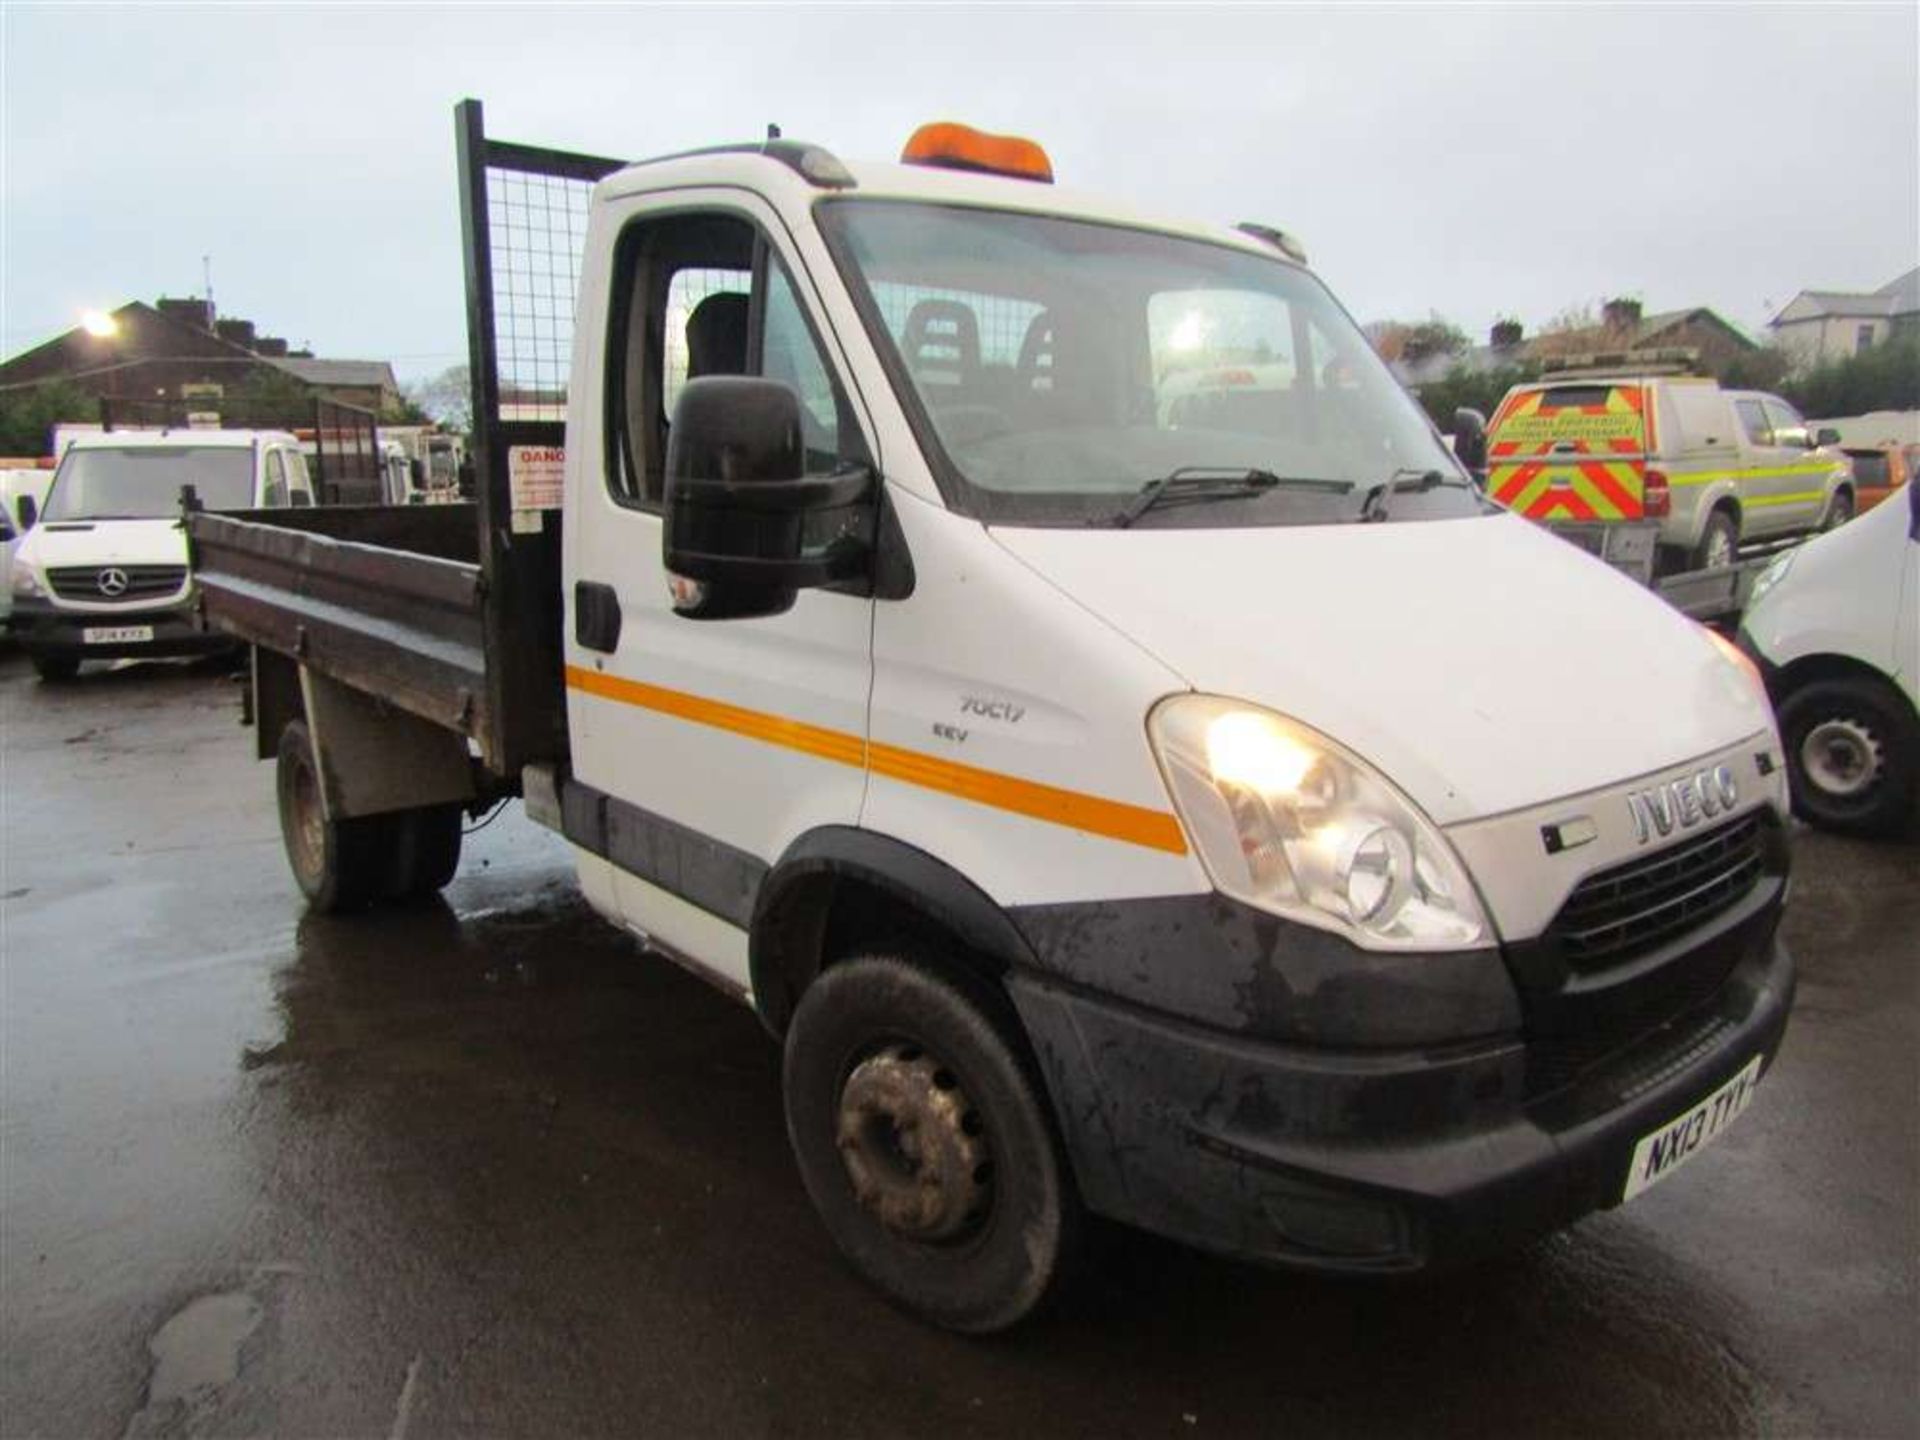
[276,720,389,912]
[1820,487,1855,532]
[1779,677,1918,837]
[1693,508,1740,570]
[782,952,1078,1333]
[383,804,463,899]
[31,655,79,683]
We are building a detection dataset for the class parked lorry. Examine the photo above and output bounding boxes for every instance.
[1468,361,1854,619]
[186,103,1796,1332]
[1740,477,1919,837]
[11,428,312,680]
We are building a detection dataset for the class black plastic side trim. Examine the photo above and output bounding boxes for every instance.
[560,777,764,929]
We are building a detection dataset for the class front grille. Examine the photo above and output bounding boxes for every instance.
[46,564,188,603]
[1547,813,1766,973]
[1524,948,1740,1101]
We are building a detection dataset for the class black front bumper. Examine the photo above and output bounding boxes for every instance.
[10,597,231,661]
[1009,882,1793,1273]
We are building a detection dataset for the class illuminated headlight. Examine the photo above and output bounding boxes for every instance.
[1149,696,1490,950]
[1745,549,1795,610]
[10,566,45,598]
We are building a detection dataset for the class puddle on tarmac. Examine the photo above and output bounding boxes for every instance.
[146,1291,262,1404]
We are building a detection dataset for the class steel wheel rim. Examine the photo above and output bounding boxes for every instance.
[1705,526,1735,568]
[835,1042,993,1243]
[286,755,326,879]
[1801,717,1881,798]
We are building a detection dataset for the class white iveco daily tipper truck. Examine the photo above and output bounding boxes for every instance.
[186,103,1796,1333]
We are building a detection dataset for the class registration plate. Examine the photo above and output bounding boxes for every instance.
[82,625,154,645]
[1623,1055,1762,1201]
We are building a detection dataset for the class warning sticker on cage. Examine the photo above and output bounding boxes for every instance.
[508,445,565,509]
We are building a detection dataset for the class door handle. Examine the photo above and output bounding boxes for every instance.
[574,580,623,653]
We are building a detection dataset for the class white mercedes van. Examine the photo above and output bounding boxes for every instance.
[9,429,312,680]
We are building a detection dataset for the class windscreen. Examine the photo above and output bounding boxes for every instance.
[819,201,1476,528]
[44,446,254,521]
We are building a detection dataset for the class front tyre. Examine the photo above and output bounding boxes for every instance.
[1779,677,1918,837]
[782,953,1078,1334]
[1820,487,1855,532]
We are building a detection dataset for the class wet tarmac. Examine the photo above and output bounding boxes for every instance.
[1,653,1914,1438]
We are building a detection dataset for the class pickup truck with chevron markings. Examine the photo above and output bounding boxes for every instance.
[183,101,1798,1333]
[1476,364,1854,593]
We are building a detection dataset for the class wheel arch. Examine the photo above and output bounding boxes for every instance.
[749,827,1038,1038]
[1774,651,1918,726]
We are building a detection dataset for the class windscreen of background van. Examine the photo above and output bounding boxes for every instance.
[44,447,255,521]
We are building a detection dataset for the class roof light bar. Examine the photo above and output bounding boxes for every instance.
[902,122,1053,184]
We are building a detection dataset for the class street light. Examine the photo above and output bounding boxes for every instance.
[81,310,119,338]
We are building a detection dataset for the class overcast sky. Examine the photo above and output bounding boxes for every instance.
[5,3,1916,383]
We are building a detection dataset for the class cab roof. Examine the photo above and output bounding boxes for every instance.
[65,428,294,450]
[597,145,1304,271]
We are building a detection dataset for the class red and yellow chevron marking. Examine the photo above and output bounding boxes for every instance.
[1488,385,1647,461]
[1488,458,1645,520]
[1487,384,1648,519]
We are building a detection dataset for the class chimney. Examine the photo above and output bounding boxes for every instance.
[156,296,213,330]
[1602,297,1643,333]
[215,318,257,349]
[1490,318,1524,350]
[253,335,289,357]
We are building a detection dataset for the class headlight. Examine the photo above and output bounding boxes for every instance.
[1745,549,1795,610]
[9,566,44,598]
[1149,696,1490,950]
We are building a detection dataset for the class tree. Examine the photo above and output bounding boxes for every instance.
[1781,337,1920,419]
[0,379,100,456]
[407,366,472,434]
[1367,314,1468,366]
[226,366,316,426]
[1412,360,1542,430]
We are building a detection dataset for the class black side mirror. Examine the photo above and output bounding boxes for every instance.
[1813,427,1841,448]
[16,494,36,531]
[1452,407,1489,477]
[1908,469,1918,541]
[663,376,872,621]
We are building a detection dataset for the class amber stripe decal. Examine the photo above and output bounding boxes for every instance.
[563,665,1188,855]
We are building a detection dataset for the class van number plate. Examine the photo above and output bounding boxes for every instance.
[1622,1055,1762,1201]
[82,625,153,644]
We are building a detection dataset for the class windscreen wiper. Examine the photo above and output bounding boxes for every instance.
[1112,467,1348,528]
[1357,467,1471,523]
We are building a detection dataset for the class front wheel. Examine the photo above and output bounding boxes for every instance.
[782,952,1079,1333]
[1779,677,1918,837]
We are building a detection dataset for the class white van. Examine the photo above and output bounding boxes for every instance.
[1740,478,1919,835]
[189,107,1802,1331]
[10,429,313,680]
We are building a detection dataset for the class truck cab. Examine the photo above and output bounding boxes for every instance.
[189,107,1797,1332]
[11,428,311,680]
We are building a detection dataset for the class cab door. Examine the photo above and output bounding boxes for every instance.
[1759,396,1827,532]
[1731,395,1796,537]
[563,195,876,992]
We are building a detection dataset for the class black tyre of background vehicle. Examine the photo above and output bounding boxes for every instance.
[1693,507,1741,571]
[31,654,79,683]
[275,719,391,912]
[782,952,1079,1334]
[1778,676,1919,838]
[383,804,463,899]
[1820,487,1855,532]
